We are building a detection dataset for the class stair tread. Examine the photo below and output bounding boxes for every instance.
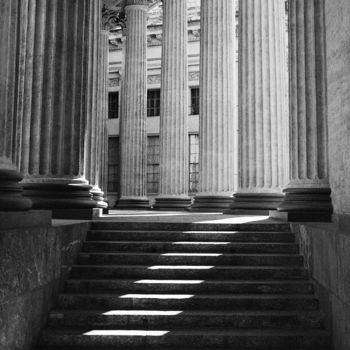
[72,264,304,269]
[66,278,311,283]
[49,309,322,316]
[60,293,317,298]
[41,328,330,336]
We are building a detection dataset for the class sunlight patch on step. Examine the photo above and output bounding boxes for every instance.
[119,294,194,299]
[162,253,222,257]
[194,215,269,224]
[148,265,214,270]
[134,279,204,284]
[172,241,230,245]
[102,310,183,316]
[83,330,169,336]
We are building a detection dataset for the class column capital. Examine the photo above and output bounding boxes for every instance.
[102,4,126,31]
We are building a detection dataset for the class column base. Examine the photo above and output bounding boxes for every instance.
[225,193,284,215]
[274,187,333,222]
[22,183,97,209]
[190,195,233,212]
[153,196,192,211]
[0,170,32,211]
[90,186,108,209]
[116,197,150,210]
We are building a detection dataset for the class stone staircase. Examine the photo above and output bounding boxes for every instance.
[37,221,331,349]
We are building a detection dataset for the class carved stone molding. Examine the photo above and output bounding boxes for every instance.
[102,4,126,31]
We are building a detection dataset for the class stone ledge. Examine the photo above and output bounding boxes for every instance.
[0,210,52,230]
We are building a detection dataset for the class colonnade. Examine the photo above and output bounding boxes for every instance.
[117,0,332,219]
[0,0,333,221]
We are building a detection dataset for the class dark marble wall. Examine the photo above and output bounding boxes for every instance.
[0,221,91,350]
[292,223,350,350]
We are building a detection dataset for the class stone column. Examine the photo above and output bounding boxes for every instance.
[117,0,150,209]
[191,0,237,211]
[275,0,332,221]
[153,0,191,210]
[18,0,102,218]
[87,26,109,210]
[228,0,289,214]
[0,0,32,211]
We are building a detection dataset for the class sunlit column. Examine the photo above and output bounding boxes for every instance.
[88,30,109,209]
[154,0,191,210]
[275,0,332,221]
[117,0,150,209]
[192,0,237,211]
[228,0,289,214]
[0,0,32,211]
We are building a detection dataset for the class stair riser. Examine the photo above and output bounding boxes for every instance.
[78,254,303,266]
[39,333,329,349]
[87,231,295,243]
[57,296,319,311]
[47,313,325,330]
[82,242,298,254]
[70,266,307,280]
[65,280,314,294]
[92,222,291,232]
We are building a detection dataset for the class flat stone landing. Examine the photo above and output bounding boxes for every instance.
[97,210,277,224]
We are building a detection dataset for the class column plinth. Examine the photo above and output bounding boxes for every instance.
[117,2,150,209]
[191,0,237,211]
[275,0,332,222]
[153,0,190,211]
[227,0,289,215]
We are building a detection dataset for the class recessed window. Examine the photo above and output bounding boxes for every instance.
[147,90,161,117]
[147,136,160,194]
[108,137,120,193]
[189,134,199,193]
[108,92,119,119]
[190,88,200,115]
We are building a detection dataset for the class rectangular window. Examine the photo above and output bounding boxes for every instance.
[189,134,199,193]
[108,92,119,119]
[147,89,161,117]
[108,137,120,193]
[190,87,200,115]
[147,136,160,194]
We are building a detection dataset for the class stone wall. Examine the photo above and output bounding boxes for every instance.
[0,220,91,350]
[293,4,350,349]
[325,0,350,217]
[293,223,350,350]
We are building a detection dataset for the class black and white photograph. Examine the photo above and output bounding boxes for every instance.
[0,0,348,349]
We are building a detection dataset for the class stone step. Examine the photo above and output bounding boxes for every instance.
[57,293,319,311]
[69,264,307,280]
[39,329,330,349]
[92,222,291,232]
[78,252,303,266]
[65,279,314,294]
[47,310,325,330]
[82,241,299,254]
[87,230,295,243]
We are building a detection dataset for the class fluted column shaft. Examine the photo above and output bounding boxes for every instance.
[17,0,102,212]
[192,0,236,211]
[276,0,332,221]
[118,0,149,209]
[0,0,32,211]
[88,27,109,209]
[229,0,288,213]
[154,0,191,210]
